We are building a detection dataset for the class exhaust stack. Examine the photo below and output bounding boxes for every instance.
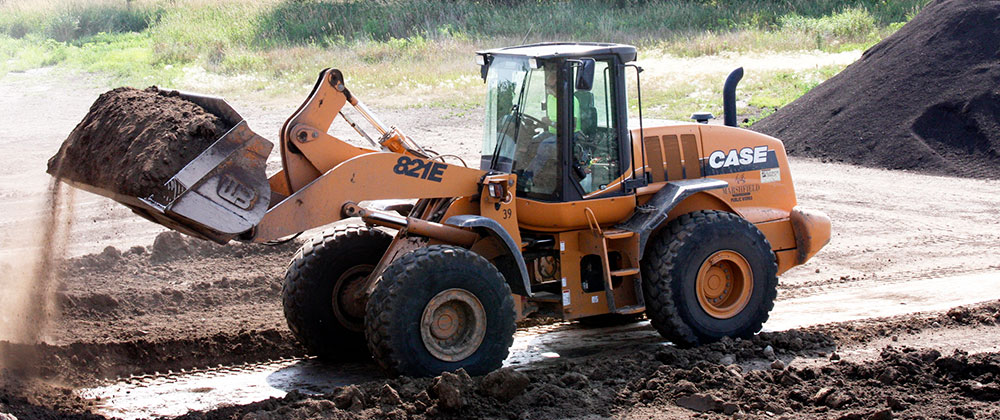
[724,67,744,127]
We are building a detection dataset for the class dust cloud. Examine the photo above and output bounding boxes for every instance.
[0,178,75,371]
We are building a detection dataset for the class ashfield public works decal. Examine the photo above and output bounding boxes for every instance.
[723,183,760,203]
[702,145,779,176]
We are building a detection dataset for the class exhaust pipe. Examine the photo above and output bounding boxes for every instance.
[723,67,744,127]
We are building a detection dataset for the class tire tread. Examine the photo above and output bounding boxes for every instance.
[282,224,391,359]
[365,245,516,376]
[641,210,778,347]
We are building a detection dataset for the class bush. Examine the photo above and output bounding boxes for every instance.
[780,8,878,40]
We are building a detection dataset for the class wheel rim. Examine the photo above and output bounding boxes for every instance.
[420,288,487,362]
[696,250,753,319]
[331,264,374,332]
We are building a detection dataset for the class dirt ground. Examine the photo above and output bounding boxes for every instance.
[1,68,999,419]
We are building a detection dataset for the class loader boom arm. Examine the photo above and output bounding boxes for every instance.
[250,68,490,242]
[52,68,490,245]
[274,69,431,195]
[252,152,487,242]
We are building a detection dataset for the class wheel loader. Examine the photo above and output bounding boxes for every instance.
[55,43,831,377]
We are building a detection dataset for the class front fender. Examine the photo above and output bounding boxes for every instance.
[446,215,532,297]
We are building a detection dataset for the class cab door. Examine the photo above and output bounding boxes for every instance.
[516,56,636,231]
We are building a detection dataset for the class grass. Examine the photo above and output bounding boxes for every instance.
[0,0,929,112]
[623,59,848,123]
[0,0,926,45]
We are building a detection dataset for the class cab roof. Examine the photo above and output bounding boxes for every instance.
[476,42,637,63]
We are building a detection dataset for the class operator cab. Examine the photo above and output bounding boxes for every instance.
[476,43,638,203]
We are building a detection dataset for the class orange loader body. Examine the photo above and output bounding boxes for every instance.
[55,43,830,377]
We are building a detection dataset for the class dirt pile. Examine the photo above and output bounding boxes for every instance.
[168,329,833,420]
[628,345,1000,419]
[0,328,303,387]
[0,232,304,419]
[46,87,231,198]
[753,0,1000,178]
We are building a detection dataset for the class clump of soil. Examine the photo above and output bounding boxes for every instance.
[183,340,1000,420]
[626,346,1000,419]
[753,0,1000,178]
[46,87,232,197]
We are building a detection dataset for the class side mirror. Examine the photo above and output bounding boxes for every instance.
[575,58,595,91]
[476,54,491,82]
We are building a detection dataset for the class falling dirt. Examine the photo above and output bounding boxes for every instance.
[753,0,1000,178]
[0,179,74,353]
[46,87,232,198]
[0,186,77,420]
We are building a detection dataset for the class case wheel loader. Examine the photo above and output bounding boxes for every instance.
[56,43,831,377]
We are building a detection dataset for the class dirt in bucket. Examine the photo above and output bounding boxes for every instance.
[46,87,233,198]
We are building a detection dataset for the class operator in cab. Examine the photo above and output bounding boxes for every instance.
[522,63,581,194]
[481,54,612,201]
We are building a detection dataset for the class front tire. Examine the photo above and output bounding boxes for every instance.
[282,224,392,360]
[365,245,516,377]
[641,210,778,347]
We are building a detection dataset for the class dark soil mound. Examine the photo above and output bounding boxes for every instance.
[753,0,1000,178]
[47,87,232,197]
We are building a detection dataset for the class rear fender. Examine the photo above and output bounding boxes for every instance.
[616,178,728,259]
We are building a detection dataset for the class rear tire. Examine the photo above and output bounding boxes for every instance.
[365,245,516,377]
[641,210,777,347]
[282,224,392,360]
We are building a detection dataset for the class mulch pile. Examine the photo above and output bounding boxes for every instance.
[753,0,1000,178]
[47,87,231,197]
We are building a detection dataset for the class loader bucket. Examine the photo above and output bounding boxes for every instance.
[60,90,274,244]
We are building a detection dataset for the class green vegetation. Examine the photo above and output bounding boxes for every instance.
[0,0,929,113]
[742,65,843,122]
[623,61,848,122]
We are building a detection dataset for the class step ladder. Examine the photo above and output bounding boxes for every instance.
[580,212,645,315]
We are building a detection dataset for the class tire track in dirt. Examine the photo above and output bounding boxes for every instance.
[778,266,1000,300]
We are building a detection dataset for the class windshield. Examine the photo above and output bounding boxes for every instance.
[480,56,548,172]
